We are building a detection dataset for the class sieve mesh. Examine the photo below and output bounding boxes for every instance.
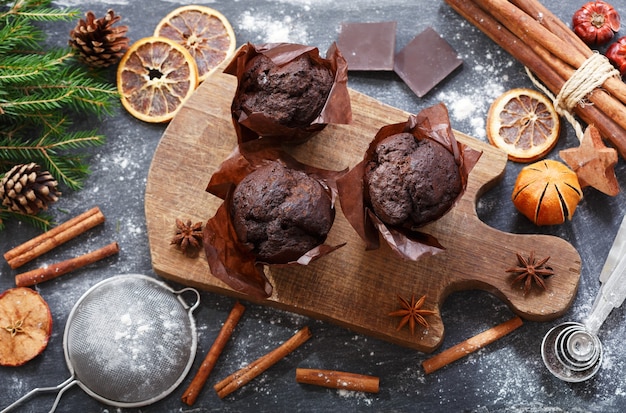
[63,274,198,405]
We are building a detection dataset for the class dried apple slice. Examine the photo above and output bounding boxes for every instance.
[0,287,52,366]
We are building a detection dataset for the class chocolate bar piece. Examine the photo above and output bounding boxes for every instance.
[394,27,463,97]
[337,21,397,71]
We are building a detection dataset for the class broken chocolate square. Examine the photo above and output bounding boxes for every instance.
[394,27,463,97]
[337,21,397,71]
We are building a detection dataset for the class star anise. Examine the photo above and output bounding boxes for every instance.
[388,294,436,335]
[506,250,554,295]
[171,218,204,257]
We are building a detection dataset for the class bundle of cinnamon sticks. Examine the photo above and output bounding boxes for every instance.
[444,0,626,158]
[3,207,119,287]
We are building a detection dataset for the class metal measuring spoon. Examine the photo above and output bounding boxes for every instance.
[541,215,626,382]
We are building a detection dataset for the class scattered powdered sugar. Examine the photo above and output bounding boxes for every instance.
[52,0,129,6]
[120,313,132,326]
[436,46,512,139]
[7,3,620,412]
[158,0,218,4]
[274,0,325,6]
[238,10,309,44]
[53,0,223,6]
[337,389,374,406]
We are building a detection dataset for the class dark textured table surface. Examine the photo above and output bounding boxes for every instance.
[3,0,626,412]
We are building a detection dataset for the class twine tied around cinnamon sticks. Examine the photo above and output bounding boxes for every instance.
[444,0,626,159]
[526,52,621,142]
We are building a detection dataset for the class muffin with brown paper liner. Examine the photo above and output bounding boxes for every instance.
[336,103,482,261]
[204,139,346,299]
[224,42,352,145]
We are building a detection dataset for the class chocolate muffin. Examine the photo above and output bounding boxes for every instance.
[231,161,334,264]
[233,52,334,129]
[364,132,462,228]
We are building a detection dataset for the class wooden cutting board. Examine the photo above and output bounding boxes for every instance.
[145,69,581,352]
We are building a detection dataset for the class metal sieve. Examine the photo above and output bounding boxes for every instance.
[1,274,200,412]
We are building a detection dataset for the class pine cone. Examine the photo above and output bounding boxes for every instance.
[69,9,129,68]
[0,163,61,215]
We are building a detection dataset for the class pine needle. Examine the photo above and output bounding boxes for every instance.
[0,0,118,230]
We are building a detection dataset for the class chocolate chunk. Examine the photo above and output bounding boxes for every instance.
[394,27,462,97]
[337,21,397,71]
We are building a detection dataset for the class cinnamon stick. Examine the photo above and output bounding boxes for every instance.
[182,301,246,406]
[510,0,590,58]
[509,0,626,136]
[14,241,119,287]
[444,0,626,157]
[503,16,626,143]
[444,0,561,90]
[214,326,312,399]
[526,0,626,108]
[295,368,379,393]
[4,207,105,269]
[476,0,626,115]
[421,316,523,374]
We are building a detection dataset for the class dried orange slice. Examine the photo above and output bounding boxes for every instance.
[117,36,199,123]
[487,88,560,162]
[154,5,236,82]
[0,287,52,366]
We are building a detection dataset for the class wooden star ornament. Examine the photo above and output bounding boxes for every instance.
[559,125,620,196]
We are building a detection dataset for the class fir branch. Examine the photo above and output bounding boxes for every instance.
[0,49,72,83]
[0,0,78,22]
[0,111,62,134]
[0,208,54,231]
[41,154,94,191]
[1,88,74,114]
[50,65,119,114]
[0,59,118,116]
[0,0,119,230]
[4,7,79,22]
[0,17,42,51]
[0,123,104,190]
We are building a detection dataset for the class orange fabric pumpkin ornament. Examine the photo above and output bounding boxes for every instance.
[512,159,583,226]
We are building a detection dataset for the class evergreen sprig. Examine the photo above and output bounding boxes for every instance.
[0,0,119,230]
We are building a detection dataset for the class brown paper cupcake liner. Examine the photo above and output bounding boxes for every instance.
[224,42,352,145]
[203,139,346,299]
[336,102,482,261]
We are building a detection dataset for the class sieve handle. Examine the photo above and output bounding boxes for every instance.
[48,379,78,413]
[0,376,76,413]
[175,287,201,313]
